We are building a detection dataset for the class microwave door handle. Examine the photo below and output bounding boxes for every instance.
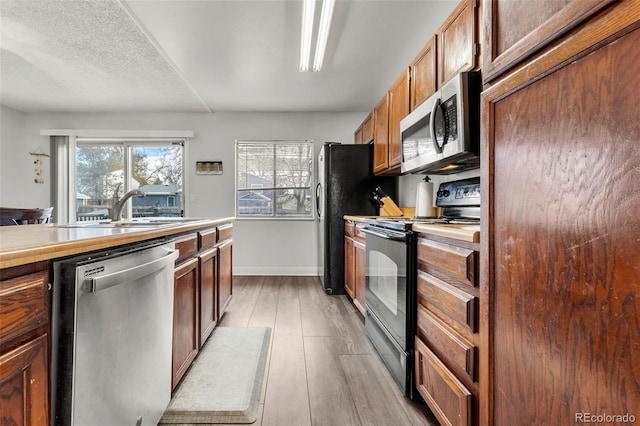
[430,98,444,154]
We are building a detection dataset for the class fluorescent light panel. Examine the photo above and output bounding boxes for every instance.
[313,0,335,71]
[300,0,335,72]
[300,0,315,72]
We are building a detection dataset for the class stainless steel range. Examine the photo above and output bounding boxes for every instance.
[361,177,480,399]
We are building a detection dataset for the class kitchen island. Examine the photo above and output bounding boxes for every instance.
[0,217,234,425]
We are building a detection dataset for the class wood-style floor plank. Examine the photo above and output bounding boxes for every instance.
[218,276,437,426]
[304,336,362,426]
[299,276,334,337]
[261,297,311,426]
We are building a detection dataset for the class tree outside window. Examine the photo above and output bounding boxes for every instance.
[75,142,183,220]
[236,141,314,218]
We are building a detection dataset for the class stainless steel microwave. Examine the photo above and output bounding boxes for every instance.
[400,71,481,174]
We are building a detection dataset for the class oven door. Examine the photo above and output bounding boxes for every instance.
[363,227,412,348]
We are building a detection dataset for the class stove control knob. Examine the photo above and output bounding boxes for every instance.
[437,189,450,198]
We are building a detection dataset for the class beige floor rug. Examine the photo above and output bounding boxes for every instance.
[159,327,271,424]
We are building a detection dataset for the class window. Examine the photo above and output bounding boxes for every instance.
[236,141,314,218]
[75,141,184,221]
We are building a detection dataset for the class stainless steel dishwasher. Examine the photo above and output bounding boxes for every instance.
[51,239,178,426]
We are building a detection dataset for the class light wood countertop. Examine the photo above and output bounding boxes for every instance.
[343,215,480,243]
[412,223,480,243]
[0,217,234,269]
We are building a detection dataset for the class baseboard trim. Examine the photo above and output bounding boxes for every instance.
[234,266,319,276]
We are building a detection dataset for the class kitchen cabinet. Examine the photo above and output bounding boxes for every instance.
[362,112,374,144]
[355,113,374,145]
[372,93,390,174]
[172,238,199,390]
[437,0,479,87]
[480,3,640,424]
[171,223,234,390]
[481,0,615,83]
[198,247,217,346]
[387,70,410,171]
[414,233,479,426]
[343,220,366,316]
[410,36,437,111]
[217,238,233,318]
[354,125,363,145]
[0,262,50,426]
[373,70,409,176]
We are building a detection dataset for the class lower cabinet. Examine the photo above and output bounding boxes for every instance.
[0,335,49,426]
[171,223,233,391]
[344,220,366,316]
[172,256,199,390]
[0,262,50,425]
[198,247,218,347]
[414,232,479,425]
[217,239,233,318]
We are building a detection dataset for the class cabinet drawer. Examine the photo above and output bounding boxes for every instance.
[174,233,198,263]
[417,237,477,287]
[415,337,473,426]
[0,271,48,347]
[417,305,476,381]
[418,270,477,332]
[217,223,233,243]
[198,227,218,250]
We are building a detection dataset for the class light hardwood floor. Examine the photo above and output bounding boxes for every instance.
[217,276,439,426]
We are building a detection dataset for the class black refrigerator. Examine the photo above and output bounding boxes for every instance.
[316,142,397,294]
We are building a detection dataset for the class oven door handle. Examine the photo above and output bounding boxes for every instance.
[361,227,408,242]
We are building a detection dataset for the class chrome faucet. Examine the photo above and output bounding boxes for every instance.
[110,189,145,221]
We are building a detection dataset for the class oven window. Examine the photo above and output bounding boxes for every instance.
[368,250,398,314]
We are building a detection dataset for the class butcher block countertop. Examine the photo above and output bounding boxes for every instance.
[412,223,480,243]
[343,215,480,243]
[0,217,234,269]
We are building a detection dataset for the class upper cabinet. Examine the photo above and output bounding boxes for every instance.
[437,0,479,87]
[387,69,410,172]
[373,93,390,174]
[482,0,615,83]
[362,113,374,144]
[361,0,480,176]
[410,36,437,111]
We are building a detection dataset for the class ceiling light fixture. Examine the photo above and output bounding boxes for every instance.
[299,0,315,72]
[313,0,335,72]
[299,0,335,72]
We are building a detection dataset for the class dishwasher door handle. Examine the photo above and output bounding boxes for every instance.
[83,249,179,293]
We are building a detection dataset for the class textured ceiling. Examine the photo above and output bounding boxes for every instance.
[0,0,458,113]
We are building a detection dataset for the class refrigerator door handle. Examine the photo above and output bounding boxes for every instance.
[315,182,322,217]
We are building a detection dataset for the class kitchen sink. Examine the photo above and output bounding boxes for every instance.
[57,218,202,228]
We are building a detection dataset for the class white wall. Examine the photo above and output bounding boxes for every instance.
[0,108,369,275]
[0,105,50,207]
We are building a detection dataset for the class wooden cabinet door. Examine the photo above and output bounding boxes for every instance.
[353,239,366,315]
[481,7,640,424]
[373,93,389,174]
[354,125,363,145]
[410,36,437,111]
[343,236,355,299]
[362,113,374,144]
[482,0,615,83]
[172,257,199,390]
[0,334,49,426]
[388,69,410,170]
[437,0,478,87]
[198,247,217,347]
[217,239,233,319]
